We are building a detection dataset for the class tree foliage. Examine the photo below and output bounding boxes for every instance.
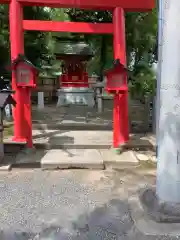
[0,5,157,97]
[0,5,52,75]
[64,8,157,97]
[0,4,10,74]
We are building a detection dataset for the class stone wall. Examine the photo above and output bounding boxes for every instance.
[103,97,152,132]
[129,98,152,132]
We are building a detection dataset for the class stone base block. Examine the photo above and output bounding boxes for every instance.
[41,149,104,170]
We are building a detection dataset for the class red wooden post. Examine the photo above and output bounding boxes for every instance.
[9,0,27,142]
[113,7,129,148]
[23,88,33,148]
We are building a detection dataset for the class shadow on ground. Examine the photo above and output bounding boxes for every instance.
[0,198,133,240]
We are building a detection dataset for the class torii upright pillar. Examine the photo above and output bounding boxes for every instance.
[9,0,26,142]
[113,7,129,148]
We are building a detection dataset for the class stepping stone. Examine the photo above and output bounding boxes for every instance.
[135,153,149,161]
[100,149,139,168]
[0,164,11,171]
[41,149,104,170]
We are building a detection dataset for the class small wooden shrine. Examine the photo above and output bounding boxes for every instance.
[55,38,95,106]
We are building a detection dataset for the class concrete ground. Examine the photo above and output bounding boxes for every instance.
[0,105,161,239]
[3,104,155,169]
[3,128,156,170]
[0,167,179,240]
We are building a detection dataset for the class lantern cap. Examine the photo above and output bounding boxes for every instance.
[113,58,127,69]
[104,58,127,75]
[9,54,40,72]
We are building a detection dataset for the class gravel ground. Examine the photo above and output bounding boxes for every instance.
[0,168,179,240]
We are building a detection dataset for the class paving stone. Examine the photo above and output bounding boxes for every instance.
[151,156,157,163]
[15,149,46,165]
[0,164,11,171]
[47,130,112,146]
[100,149,139,168]
[135,153,150,161]
[41,149,104,170]
[4,130,155,150]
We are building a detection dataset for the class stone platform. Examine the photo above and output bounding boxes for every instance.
[4,129,155,150]
[1,141,156,170]
[129,187,180,237]
[41,149,104,170]
[2,104,155,170]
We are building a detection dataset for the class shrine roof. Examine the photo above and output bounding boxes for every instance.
[54,41,94,60]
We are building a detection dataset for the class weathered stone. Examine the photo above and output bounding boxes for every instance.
[135,153,149,161]
[129,187,180,237]
[100,149,139,168]
[151,156,157,163]
[0,164,11,171]
[41,149,104,170]
[15,149,46,165]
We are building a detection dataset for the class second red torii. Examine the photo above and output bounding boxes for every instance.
[5,0,154,148]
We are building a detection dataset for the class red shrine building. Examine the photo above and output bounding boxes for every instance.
[55,40,95,107]
[0,0,154,148]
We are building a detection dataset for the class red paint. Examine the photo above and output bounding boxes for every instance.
[9,0,27,142]
[23,88,33,148]
[113,7,129,147]
[113,94,120,148]
[60,75,89,88]
[23,21,113,34]
[9,2,36,147]
[113,8,126,65]
[59,61,89,88]
[12,60,37,147]
[105,61,128,93]
[2,0,154,10]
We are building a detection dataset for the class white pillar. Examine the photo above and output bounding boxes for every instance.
[156,0,180,203]
[96,88,103,113]
[156,0,165,141]
[38,92,44,109]
[0,110,4,162]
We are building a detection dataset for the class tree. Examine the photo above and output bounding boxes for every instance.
[0,5,10,77]
[126,9,157,99]
[0,5,54,73]
[24,6,52,67]
[65,9,113,77]
[65,8,157,97]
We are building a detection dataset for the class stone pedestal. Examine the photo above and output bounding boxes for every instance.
[0,110,4,163]
[0,131,4,162]
[56,87,95,107]
[38,92,44,109]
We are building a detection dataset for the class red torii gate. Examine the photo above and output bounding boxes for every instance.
[2,0,154,148]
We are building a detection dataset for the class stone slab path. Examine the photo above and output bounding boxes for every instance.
[41,149,104,170]
[4,104,156,169]
[4,130,155,149]
[3,146,157,170]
